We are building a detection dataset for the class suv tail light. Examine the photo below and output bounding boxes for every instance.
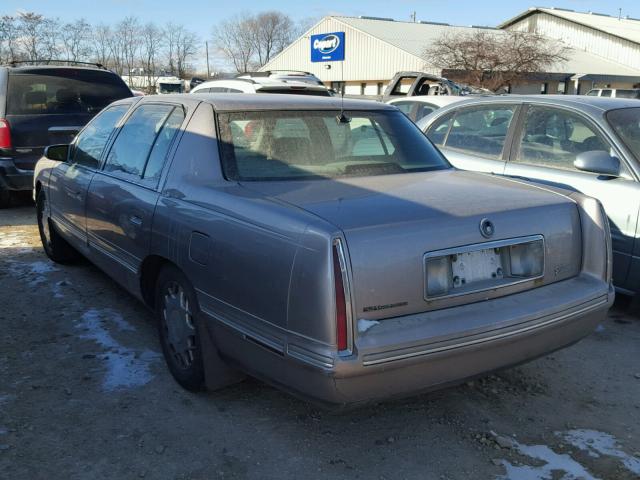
[332,239,351,353]
[0,119,11,149]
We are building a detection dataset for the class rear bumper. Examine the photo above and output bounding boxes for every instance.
[212,274,613,406]
[0,158,34,192]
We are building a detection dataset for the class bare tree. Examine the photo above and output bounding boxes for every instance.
[214,14,256,73]
[61,18,92,62]
[92,24,113,67]
[115,17,140,82]
[16,12,52,61]
[424,30,568,91]
[141,22,164,90]
[174,26,198,78]
[214,11,297,72]
[0,15,20,63]
[249,11,296,67]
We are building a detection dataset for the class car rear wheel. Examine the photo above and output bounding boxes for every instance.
[36,190,79,263]
[156,266,206,391]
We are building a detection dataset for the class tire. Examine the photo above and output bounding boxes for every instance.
[155,265,205,391]
[0,188,10,209]
[36,190,79,264]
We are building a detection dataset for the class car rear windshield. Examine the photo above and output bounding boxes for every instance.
[7,69,132,115]
[607,108,640,162]
[217,109,449,181]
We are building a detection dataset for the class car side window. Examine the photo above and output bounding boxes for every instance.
[426,112,454,146]
[142,107,185,182]
[601,90,612,98]
[71,104,129,169]
[103,103,176,181]
[444,105,516,159]
[414,104,436,122]
[392,102,415,118]
[514,106,614,172]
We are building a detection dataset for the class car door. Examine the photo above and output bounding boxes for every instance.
[503,104,640,287]
[85,102,186,288]
[425,103,520,174]
[48,104,130,250]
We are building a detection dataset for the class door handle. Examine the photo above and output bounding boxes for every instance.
[129,215,143,226]
[64,186,82,199]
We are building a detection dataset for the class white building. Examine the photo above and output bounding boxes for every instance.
[260,10,640,95]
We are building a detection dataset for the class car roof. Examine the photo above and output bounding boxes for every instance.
[182,93,394,112]
[194,77,325,89]
[435,94,640,112]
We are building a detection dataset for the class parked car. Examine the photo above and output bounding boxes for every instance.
[33,94,613,406]
[0,62,133,207]
[189,77,205,91]
[586,88,640,99]
[417,95,640,294]
[387,96,471,123]
[381,71,463,101]
[191,76,330,96]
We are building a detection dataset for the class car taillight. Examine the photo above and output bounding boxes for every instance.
[332,239,349,352]
[0,119,11,149]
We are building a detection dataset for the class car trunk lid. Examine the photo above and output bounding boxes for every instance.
[242,170,582,319]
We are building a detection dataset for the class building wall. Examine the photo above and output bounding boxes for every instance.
[260,17,432,83]
[506,12,640,71]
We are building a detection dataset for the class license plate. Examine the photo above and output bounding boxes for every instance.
[451,248,504,289]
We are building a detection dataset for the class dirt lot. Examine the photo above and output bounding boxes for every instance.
[1,201,639,480]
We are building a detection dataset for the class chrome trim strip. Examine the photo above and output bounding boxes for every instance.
[334,237,354,356]
[200,305,285,354]
[88,233,137,274]
[287,344,334,369]
[362,296,608,366]
[423,235,545,302]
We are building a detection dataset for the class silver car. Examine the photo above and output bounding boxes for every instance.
[418,95,640,295]
[33,94,613,406]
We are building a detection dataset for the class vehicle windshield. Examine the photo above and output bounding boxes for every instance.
[7,69,132,115]
[607,108,640,162]
[217,109,449,181]
[159,83,183,94]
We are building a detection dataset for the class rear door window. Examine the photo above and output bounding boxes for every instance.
[601,90,612,98]
[7,69,132,115]
[444,105,517,159]
[103,104,180,182]
[72,104,130,169]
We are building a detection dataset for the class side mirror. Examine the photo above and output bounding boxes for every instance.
[44,144,69,162]
[574,150,620,177]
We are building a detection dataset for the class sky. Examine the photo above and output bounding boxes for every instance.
[3,0,640,70]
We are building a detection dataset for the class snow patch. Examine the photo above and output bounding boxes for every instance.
[77,309,159,391]
[497,438,598,480]
[562,429,640,475]
[358,318,380,333]
[7,260,58,286]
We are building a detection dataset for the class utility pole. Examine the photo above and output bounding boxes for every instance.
[410,11,417,22]
[206,41,211,78]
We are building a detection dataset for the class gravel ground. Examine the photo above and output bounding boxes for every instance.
[1,201,639,480]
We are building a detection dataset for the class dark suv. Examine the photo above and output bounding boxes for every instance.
[0,63,133,207]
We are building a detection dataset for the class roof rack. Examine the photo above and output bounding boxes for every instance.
[6,60,108,70]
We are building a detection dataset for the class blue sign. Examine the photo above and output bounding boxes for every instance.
[311,32,345,62]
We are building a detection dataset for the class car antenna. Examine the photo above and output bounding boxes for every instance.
[336,62,350,124]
